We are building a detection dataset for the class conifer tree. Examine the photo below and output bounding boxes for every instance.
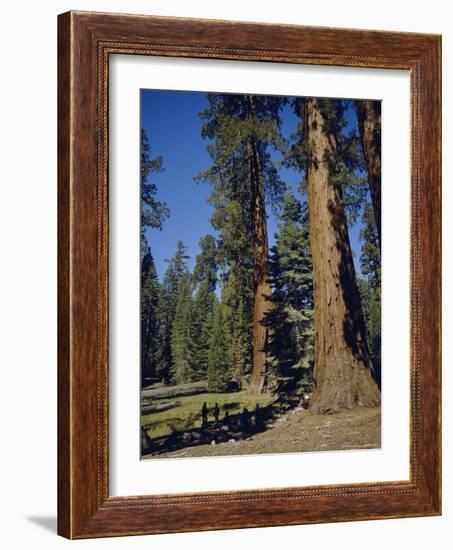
[196,93,286,393]
[155,241,189,382]
[189,281,216,381]
[360,203,381,386]
[292,97,380,413]
[171,274,193,384]
[193,234,218,292]
[266,193,314,399]
[189,235,218,381]
[141,248,161,387]
[140,129,169,256]
[355,101,381,245]
[207,303,231,392]
[221,276,252,389]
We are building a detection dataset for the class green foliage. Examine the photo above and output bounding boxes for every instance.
[266,193,314,398]
[207,303,231,392]
[140,129,170,255]
[360,204,381,289]
[195,94,288,386]
[357,278,381,386]
[189,280,217,381]
[221,278,253,386]
[193,234,218,292]
[155,241,190,382]
[171,274,193,385]
[141,248,161,386]
[359,203,381,385]
[196,93,287,214]
[287,98,368,225]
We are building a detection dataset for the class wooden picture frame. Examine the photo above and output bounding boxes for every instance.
[58,10,441,539]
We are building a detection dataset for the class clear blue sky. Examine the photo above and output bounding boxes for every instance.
[141,89,366,283]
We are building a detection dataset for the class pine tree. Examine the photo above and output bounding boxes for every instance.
[207,303,231,392]
[266,193,314,399]
[140,129,170,256]
[141,248,161,387]
[196,93,286,393]
[171,274,193,384]
[155,241,189,382]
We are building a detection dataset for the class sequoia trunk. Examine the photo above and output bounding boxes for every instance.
[303,98,381,414]
[356,100,381,245]
[247,96,272,393]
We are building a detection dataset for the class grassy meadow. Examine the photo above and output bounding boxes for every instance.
[141,390,274,440]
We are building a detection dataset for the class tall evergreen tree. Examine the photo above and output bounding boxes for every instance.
[189,235,218,381]
[196,93,286,393]
[206,170,254,387]
[193,234,218,291]
[207,303,231,392]
[141,248,161,387]
[292,97,380,413]
[221,275,252,389]
[360,203,381,288]
[360,203,381,386]
[171,274,193,384]
[155,241,189,382]
[140,128,170,256]
[266,193,314,399]
[189,281,217,381]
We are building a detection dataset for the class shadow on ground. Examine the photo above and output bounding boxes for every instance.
[142,402,297,457]
[26,516,57,534]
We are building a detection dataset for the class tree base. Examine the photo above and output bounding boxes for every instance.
[309,367,381,415]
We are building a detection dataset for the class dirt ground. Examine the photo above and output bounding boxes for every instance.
[151,406,381,459]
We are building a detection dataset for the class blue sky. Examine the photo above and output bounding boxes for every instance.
[141,89,366,283]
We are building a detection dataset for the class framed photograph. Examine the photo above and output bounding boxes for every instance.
[58,11,441,538]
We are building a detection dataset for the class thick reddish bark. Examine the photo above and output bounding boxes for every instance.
[246,96,272,394]
[356,100,381,245]
[303,98,381,414]
[249,161,272,393]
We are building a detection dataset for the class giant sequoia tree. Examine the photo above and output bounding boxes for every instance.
[197,93,285,393]
[355,101,381,245]
[296,98,380,413]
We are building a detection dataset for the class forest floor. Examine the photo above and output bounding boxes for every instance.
[151,406,381,459]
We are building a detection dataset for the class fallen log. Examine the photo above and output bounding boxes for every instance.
[141,400,180,415]
[141,380,208,400]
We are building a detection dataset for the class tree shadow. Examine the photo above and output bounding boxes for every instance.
[143,402,281,457]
